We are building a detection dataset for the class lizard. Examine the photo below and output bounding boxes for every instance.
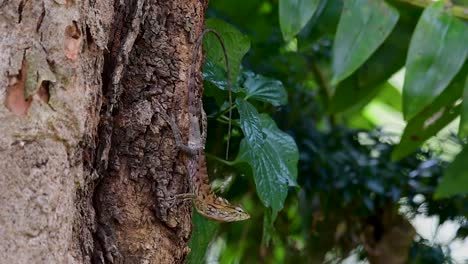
[159,29,250,222]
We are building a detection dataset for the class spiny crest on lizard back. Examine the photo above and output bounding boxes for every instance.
[194,197,250,222]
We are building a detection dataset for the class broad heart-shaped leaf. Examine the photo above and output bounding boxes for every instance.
[459,75,468,137]
[435,146,468,199]
[205,19,250,86]
[403,2,468,120]
[203,59,241,93]
[241,71,288,106]
[331,0,399,84]
[279,0,320,42]
[234,98,298,220]
[187,211,219,264]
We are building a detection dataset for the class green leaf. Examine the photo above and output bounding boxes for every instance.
[187,211,219,264]
[392,87,463,160]
[331,0,399,83]
[235,98,266,147]
[279,0,320,42]
[234,98,299,219]
[434,146,468,198]
[306,0,343,37]
[242,71,288,106]
[393,62,468,160]
[209,0,274,42]
[392,103,460,161]
[458,75,468,137]
[330,74,384,113]
[205,18,251,84]
[329,4,419,113]
[403,2,468,120]
[203,59,240,92]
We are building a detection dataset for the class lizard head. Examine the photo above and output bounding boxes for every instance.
[194,197,250,222]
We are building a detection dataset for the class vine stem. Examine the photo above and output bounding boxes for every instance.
[191,29,233,161]
[205,153,235,166]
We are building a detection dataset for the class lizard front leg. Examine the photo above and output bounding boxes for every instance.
[157,110,200,202]
[158,110,201,155]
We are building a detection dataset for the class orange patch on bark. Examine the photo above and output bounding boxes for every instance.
[64,22,81,61]
[5,61,32,117]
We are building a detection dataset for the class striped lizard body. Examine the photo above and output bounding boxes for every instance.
[161,29,249,222]
[187,114,249,222]
[161,110,249,222]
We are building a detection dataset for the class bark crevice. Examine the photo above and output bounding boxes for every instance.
[91,0,207,263]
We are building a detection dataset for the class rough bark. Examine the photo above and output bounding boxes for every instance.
[92,0,206,262]
[0,0,206,263]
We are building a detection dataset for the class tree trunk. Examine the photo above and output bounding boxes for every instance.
[0,1,206,263]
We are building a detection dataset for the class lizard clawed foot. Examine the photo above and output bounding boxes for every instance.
[93,223,122,264]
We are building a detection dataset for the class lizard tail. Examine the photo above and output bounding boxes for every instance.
[189,29,233,160]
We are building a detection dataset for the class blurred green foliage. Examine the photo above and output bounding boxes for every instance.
[188,0,468,263]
